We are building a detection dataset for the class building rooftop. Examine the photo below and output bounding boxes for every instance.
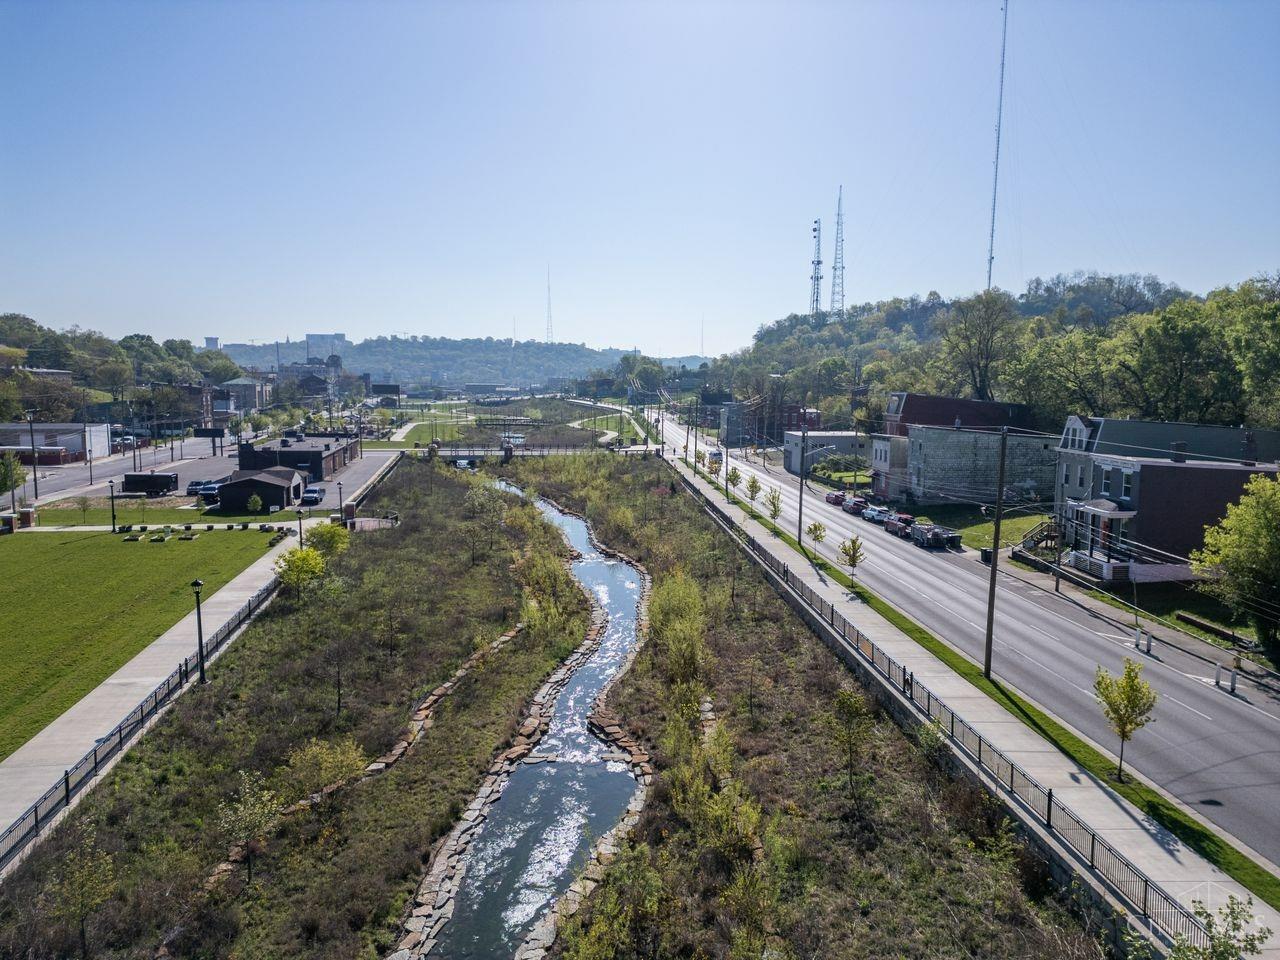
[228,467,304,487]
[253,436,356,453]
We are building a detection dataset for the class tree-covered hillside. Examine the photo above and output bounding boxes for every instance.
[705,271,1279,432]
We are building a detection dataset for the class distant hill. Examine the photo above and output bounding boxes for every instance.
[218,336,707,386]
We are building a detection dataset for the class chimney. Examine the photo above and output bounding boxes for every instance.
[1243,430,1258,465]
[1171,441,1187,463]
[954,416,962,430]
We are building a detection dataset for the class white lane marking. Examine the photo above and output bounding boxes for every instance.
[1163,694,1213,722]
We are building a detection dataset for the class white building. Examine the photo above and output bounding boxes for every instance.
[0,422,112,461]
[783,431,869,475]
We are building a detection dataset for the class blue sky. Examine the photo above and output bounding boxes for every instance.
[2,0,1277,357]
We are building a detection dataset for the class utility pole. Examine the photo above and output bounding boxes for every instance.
[809,219,823,320]
[25,410,39,499]
[983,426,1009,679]
[796,423,808,548]
[692,398,700,470]
[986,0,1010,291]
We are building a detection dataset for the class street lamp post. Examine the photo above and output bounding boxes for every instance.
[337,481,344,516]
[108,479,117,533]
[296,507,305,545]
[191,579,207,684]
[25,410,38,499]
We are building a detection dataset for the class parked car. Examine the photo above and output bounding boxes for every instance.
[824,491,846,506]
[186,479,209,496]
[841,496,869,515]
[861,505,890,523]
[301,486,325,505]
[199,482,222,505]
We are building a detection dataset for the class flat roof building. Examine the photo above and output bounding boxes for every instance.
[237,435,357,481]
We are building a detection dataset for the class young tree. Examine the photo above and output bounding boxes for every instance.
[745,474,761,503]
[1191,474,1280,658]
[806,520,826,546]
[305,522,350,559]
[74,494,91,525]
[1093,658,1157,781]
[463,484,506,550]
[245,493,263,514]
[726,466,741,496]
[839,536,866,578]
[694,448,706,469]
[46,826,114,958]
[1168,895,1272,960]
[765,487,782,523]
[826,689,870,793]
[217,770,281,885]
[284,735,368,806]
[0,450,27,512]
[275,546,326,597]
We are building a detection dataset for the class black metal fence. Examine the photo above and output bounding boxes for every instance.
[0,579,278,873]
[678,476,1210,950]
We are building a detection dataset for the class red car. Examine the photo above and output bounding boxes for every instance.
[824,491,847,506]
[841,496,869,515]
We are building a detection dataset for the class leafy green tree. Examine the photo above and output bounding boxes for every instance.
[275,546,326,597]
[463,484,506,549]
[745,474,761,503]
[725,466,741,495]
[694,449,706,470]
[1169,895,1271,960]
[45,826,114,958]
[245,493,263,514]
[305,522,350,559]
[0,451,26,513]
[806,520,826,546]
[933,289,1020,402]
[216,770,281,885]
[1093,658,1157,781]
[765,487,782,522]
[838,536,865,578]
[74,495,91,524]
[1192,474,1280,656]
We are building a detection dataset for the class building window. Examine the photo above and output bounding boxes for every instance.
[1122,472,1132,499]
[1077,464,1086,488]
[1063,465,1070,486]
[1101,471,1111,496]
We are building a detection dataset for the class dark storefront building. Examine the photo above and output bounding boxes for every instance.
[238,435,357,481]
[218,468,306,512]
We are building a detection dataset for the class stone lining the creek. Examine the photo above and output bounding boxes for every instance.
[388,493,652,960]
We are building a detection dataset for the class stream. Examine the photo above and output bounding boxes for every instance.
[431,488,643,958]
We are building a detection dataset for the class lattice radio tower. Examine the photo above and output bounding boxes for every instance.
[829,186,845,320]
[809,218,823,320]
[545,265,553,343]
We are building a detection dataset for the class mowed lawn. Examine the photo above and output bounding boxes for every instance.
[0,532,271,760]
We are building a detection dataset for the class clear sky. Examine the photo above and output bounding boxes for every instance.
[2,0,1277,357]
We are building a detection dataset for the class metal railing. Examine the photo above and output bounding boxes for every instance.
[0,578,279,873]
[677,475,1210,950]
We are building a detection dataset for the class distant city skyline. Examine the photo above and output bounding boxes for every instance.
[2,0,1276,357]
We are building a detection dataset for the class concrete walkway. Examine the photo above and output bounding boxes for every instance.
[670,454,1280,954]
[0,533,297,828]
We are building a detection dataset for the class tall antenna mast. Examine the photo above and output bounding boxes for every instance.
[986,0,1009,291]
[829,186,845,319]
[545,266,553,343]
[809,218,823,320]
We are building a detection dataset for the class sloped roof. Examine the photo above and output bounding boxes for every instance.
[226,467,304,488]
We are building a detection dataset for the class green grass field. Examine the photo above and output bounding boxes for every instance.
[911,503,1050,550]
[0,531,271,759]
[37,502,325,528]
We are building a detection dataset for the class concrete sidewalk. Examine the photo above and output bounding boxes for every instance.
[0,535,294,829]
[670,454,1280,955]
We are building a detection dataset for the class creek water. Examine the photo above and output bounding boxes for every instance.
[432,490,642,959]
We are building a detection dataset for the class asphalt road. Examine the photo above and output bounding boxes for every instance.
[660,414,1280,867]
[26,440,393,515]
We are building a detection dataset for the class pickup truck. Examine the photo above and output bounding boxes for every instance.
[883,513,915,537]
[300,486,325,506]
